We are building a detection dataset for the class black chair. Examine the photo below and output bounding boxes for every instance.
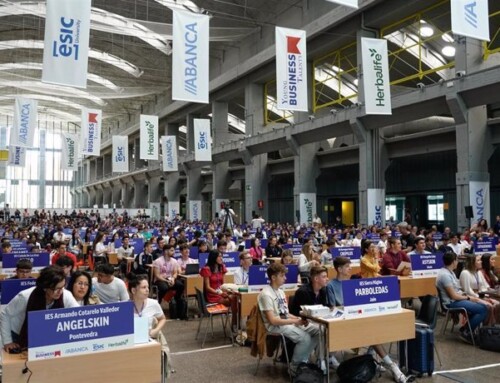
[437,291,475,346]
[415,295,442,366]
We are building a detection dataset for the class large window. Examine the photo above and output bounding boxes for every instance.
[427,195,444,221]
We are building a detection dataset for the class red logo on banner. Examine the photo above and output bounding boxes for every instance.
[287,36,301,54]
[88,113,98,123]
[54,350,61,357]
[257,200,264,209]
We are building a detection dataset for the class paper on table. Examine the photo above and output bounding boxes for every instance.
[397,261,411,273]
[134,316,149,344]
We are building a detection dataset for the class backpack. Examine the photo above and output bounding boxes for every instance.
[292,362,323,383]
[478,326,500,352]
[337,355,378,383]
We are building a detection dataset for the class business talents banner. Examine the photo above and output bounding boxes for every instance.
[80,108,101,156]
[275,27,308,111]
[194,119,211,161]
[161,135,178,171]
[140,115,158,160]
[7,145,26,167]
[172,10,209,103]
[361,37,392,115]
[451,0,490,41]
[61,132,79,171]
[42,0,91,88]
[112,136,129,173]
[10,98,37,148]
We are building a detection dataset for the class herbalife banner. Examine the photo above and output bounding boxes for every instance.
[112,136,129,173]
[61,132,78,171]
[367,189,385,227]
[189,200,202,221]
[80,108,101,156]
[451,0,490,41]
[299,193,316,225]
[161,136,178,172]
[167,201,180,220]
[172,10,209,103]
[325,0,358,8]
[42,0,91,88]
[469,181,490,224]
[8,146,26,167]
[140,115,158,160]
[275,27,308,111]
[194,119,211,161]
[10,98,37,148]
[361,38,392,115]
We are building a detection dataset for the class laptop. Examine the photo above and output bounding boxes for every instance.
[184,263,200,275]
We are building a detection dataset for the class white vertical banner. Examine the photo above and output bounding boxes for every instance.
[80,108,101,156]
[42,0,91,88]
[299,193,316,225]
[10,98,37,148]
[275,27,308,111]
[469,181,490,224]
[140,115,158,160]
[8,146,26,167]
[451,0,490,41]
[167,201,180,220]
[189,200,202,221]
[194,119,212,161]
[367,189,385,227]
[361,38,392,115]
[325,0,358,8]
[112,136,129,173]
[61,132,79,171]
[172,10,209,103]
[161,136,178,172]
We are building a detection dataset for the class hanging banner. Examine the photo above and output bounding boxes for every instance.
[80,108,101,156]
[299,192,316,225]
[10,98,37,148]
[112,136,129,173]
[172,10,209,103]
[189,200,202,221]
[7,146,26,167]
[194,119,211,161]
[451,0,490,41]
[325,0,358,8]
[275,27,308,111]
[361,38,392,115]
[167,201,180,220]
[61,132,79,171]
[469,181,490,225]
[161,136,178,172]
[140,115,158,160]
[42,0,91,88]
[367,188,385,227]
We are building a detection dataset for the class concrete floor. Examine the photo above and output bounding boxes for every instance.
[164,305,500,383]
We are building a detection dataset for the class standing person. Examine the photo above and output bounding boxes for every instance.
[360,239,381,278]
[251,214,265,229]
[258,263,319,375]
[220,203,236,235]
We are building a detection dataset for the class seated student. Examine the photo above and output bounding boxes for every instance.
[9,259,34,280]
[152,244,186,319]
[68,270,101,306]
[360,239,381,278]
[480,253,499,289]
[234,250,252,286]
[289,266,340,371]
[152,236,165,260]
[134,241,154,275]
[381,237,410,276]
[93,263,129,304]
[116,235,135,274]
[320,240,335,266]
[1,241,13,256]
[326,256,415,383]
[436,252,488,344]
[1,266,79,352]
[281,249,295,265]
[298,243,320,273]
[265,235,283,259]
[55,255,75,284]
[258,263,319,374]
[177,244,196,274]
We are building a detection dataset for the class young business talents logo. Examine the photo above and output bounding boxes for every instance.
[281,35,304,107]
[86,112,98,153]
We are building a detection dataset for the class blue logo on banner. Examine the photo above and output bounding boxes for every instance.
[410,252,444,272]
[197,131,207,150]
[52,17,80,60]
[332,247,361,260]
[1,279,36,304]
[342,276,400,307]
[184,22,198,95]
[464,1,478,28]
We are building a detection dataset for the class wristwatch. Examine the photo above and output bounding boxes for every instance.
[467,296,470,301]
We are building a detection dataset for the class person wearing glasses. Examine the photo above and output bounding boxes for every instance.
[67,270,101,306]
[1,266,79,352]
[234,250,252,286]
[9,259,34,280]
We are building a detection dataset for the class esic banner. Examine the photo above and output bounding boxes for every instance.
[367,189,385,227]
[161,136,178,172]
[189,200,202,221]
[140,115,158,160]
[42,0,91,88]
[325,0,358,8]
[112,136,129,173]
[451,0,490,41]
[80,108,101,156]
[172,10,209,103]
[361,38,392,115]
[62,132,78,171]
[194,119,211,161]
[8,146,26,167]
[469,181,490,224]
[167,201,180,220]
[299,192,316,225]
[275,27,308,111]
[10,98,37,148]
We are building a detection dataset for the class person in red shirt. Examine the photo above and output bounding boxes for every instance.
[381,237,410,276]
[51,241,78,271]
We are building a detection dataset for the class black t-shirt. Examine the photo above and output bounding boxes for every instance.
[289,283,328,317]
[400,233,415,250]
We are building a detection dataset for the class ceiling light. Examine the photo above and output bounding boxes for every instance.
[420,26,434,38]
[353,79,359,86]
[442,33,454,43]
[441,46,456,57]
